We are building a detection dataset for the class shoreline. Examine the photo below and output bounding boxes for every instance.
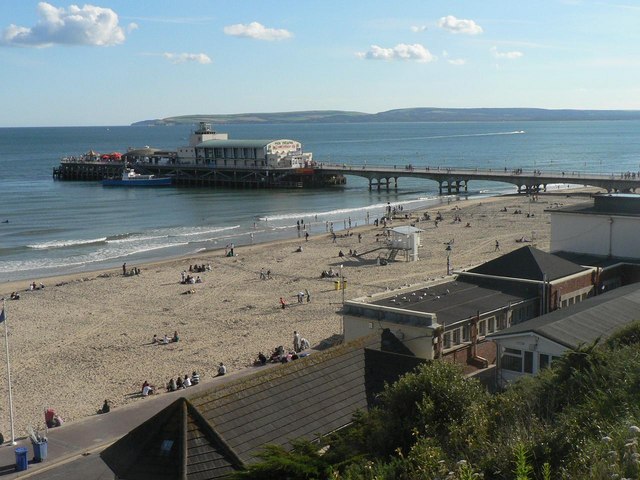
[0,187,599,436]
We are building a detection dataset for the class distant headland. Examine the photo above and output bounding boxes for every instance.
[132,107,640,126]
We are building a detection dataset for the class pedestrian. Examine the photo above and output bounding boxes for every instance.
[332,232,337,243]
[230,243,235,256]
[297,291,304,303]
[293,331,301,352]
[217,362,226,376]
[305,231,309,242]
[280,297,287,309]
[122,263,126,275]
[305,289,311,303]
[495,240,500,251]
[358,233,362,243]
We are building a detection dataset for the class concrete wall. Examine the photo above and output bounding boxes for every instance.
[344,314,435,359]
[551,212,640,258]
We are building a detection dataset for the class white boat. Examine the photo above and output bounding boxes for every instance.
[102,168,172,187]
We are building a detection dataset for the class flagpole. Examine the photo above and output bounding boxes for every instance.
[3,299,16,445]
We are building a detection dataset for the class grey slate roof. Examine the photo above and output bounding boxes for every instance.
[488,282,640,348]
[101,333,424,479]
[468,246,587,281]
[100,397,241,480]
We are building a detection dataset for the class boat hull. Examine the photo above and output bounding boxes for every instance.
[102,177,172,187]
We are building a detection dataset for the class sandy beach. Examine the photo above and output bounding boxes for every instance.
[0,188,599,438]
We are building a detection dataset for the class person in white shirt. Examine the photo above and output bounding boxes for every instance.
[217,362,227,376]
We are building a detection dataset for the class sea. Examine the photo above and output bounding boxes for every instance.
[1,120,640,283]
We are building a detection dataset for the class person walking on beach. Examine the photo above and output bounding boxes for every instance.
[122,263,126,275]
[280,297,287,309]
[305,231,309,242]
[305,289,311,303]
[495,240,500,251]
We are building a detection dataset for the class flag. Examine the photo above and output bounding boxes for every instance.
[0,308,4,323]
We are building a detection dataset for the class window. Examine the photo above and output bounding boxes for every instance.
[479,320,486,336]
[539,353,550,370]
[498,315,507,330]
[501,348,523,372]
[524,351,533,373]
[462,325,470,342]
[443,332,451,349]
[453,329,461,345]
[488,317,495,333]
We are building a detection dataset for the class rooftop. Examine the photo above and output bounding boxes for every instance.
[488,282,640,348]
[467,246,588,282]
[548,193,640,217]
[101,333,424,479]
[370,279,535,326]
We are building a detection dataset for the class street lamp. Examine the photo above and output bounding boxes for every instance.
[340,264,345,305]
[446,244,452,275]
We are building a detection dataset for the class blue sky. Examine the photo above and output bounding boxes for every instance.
[1,1,639,126]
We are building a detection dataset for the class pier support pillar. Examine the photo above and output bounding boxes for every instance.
[439,182,443,195]
[369,179,373,191]
[394,177,398,190]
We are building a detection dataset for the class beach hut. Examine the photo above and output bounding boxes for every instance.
[389,226,424,261]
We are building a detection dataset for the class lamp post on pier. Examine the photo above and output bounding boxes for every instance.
[446,244,452,275]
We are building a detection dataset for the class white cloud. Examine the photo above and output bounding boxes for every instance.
[442,50,465,65]
[223,22,292,41]
[410,25,427,33]
[1,2,128,47]
[437,15,483,35]
[163,52,212,64]
[357,43,435,63]
[127,23,138,34]
[490,46,523,59]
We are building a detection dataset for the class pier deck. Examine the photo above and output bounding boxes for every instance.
[54,160,640,193]
[316,163,640,194]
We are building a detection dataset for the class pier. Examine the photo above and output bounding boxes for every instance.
[315,163,640,194]
[54,160,640,194]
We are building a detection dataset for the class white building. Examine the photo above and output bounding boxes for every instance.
[489,282,640,387]
[174,123,313,169]
[550,193,640,259]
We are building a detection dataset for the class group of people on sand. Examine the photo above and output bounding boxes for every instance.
[180,271,203,284]
[152,331,179,345]
[167,371,201,392]
[259,268,272,280]
[254,331,311,366]
[29,281,45,291]
[189,264,210,273]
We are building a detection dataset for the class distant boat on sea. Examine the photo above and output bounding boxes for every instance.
[102,168,172,187]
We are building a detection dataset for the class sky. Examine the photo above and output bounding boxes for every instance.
[1,1,639,126]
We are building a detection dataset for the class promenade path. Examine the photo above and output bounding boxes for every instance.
[316,163,640,194]
[0,366,266,479]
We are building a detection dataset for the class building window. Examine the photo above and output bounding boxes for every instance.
[501,348,522,372]
[443,332,451,349]
[479,320,486,336]
[488,317,495,333]
[453,329,461,345]
[462,325,470,342]
[539,353,550,370]
[524,351,533,374]
[498,314,507,330]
